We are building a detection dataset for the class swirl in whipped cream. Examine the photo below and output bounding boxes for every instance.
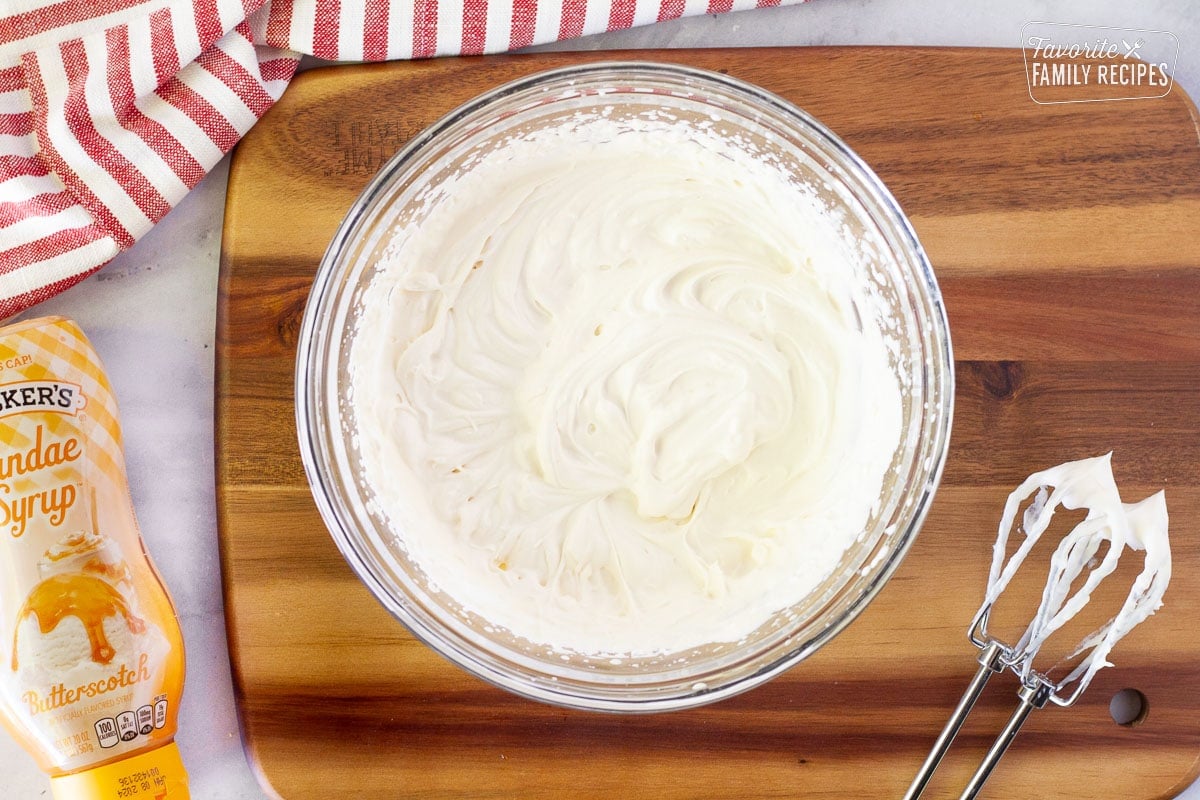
[351,115,903,655]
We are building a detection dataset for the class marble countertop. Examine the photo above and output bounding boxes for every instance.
[2,1,1196,797]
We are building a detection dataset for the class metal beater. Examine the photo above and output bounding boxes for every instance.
[903,454,1171,800]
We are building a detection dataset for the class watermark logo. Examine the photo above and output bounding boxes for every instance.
[1022,22,1179,104]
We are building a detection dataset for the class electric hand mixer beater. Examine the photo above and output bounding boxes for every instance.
[904,454,1171,800]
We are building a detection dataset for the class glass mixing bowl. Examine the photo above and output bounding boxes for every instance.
[296,62,953,712]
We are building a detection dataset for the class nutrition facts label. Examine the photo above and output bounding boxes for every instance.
[95,696,169,748]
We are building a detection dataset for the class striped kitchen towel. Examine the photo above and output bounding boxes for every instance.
[0,0,797,318]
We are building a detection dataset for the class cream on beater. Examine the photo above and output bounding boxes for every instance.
[986,453,1170,699]
[350,116,903,655]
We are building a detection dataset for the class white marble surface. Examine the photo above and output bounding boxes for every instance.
[2,1,1197,797]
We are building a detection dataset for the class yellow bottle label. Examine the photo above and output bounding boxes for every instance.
[51,741,190,800]
[0,317,186,779]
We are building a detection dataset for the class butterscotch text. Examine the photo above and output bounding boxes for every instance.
[20,653,151,716]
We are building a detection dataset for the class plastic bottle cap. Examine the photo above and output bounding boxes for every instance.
[49,742,190,800]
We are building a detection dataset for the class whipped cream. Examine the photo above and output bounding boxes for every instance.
[351,114,903,655]
[983,453,1170,701]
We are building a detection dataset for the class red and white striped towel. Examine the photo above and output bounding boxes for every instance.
[0,0,798,318]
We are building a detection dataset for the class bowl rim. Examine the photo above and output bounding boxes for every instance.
[294,60,955,713]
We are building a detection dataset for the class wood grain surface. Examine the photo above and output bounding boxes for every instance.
[216,48,1200,799]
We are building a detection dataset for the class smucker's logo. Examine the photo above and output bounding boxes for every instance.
[0,381,86,419]
[1022,22,1179,104]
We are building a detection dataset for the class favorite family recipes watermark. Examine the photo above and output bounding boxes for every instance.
[1022,22,1179,104]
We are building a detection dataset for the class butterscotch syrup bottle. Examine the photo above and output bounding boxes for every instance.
[0,317,189,799]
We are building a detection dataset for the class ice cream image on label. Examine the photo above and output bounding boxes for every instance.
[11,490,170,720]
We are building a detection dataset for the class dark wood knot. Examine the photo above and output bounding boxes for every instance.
[978,360,1023,401]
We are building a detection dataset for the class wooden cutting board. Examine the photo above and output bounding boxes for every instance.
[216,48,1200,799]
